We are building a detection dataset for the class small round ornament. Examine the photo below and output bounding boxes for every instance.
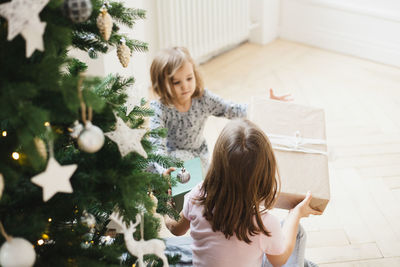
[81,211,96,228]
[63,0,93,23]
[117,38,131,68]
[88,47,98,59]
[77,121,105,153]
[177,167,190,183]
[34,137,47,160]
[96,5,113,41]
[0,237,36,267]
[69,120,84,139]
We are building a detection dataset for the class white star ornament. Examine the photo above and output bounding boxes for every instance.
[21,18,46,57]
[105,116,148,158]
[0,0,49,57]
[31,157,77,202]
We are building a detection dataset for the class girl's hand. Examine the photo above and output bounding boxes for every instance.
[162,167,176,208]
[163,167,176,188]
[269,88,293,101]
[292,191,323,218]
[163,167,176,178]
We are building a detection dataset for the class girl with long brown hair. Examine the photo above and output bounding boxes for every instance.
[164,119,321,266]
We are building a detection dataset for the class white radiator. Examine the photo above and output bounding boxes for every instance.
[156,0,250,63]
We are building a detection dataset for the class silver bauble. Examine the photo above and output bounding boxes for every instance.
[0,237,36,267]
[177,167,190,183]
[77,122,104,153]
[63,0,93,23]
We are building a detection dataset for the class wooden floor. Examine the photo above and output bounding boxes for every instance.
[198,39,400,266]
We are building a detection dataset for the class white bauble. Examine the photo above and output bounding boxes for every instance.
[77,122,105,153]
[0,238,36,267]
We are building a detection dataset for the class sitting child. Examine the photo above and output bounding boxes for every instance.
[148,47,290,174]
[164,119,321,267]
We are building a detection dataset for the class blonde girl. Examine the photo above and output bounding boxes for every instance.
[148,47,290,174]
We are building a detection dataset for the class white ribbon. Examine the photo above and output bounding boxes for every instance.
[267,131,328,155]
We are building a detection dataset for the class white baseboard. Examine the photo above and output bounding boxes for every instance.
[280,0,400,67]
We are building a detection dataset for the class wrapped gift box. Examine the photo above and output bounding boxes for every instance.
[171,157,203,212]
[249,98,330,212]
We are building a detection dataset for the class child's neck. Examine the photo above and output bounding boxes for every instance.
[173,99,192,113]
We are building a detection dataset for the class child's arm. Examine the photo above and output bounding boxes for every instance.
[269,88,293,102]
[266,192,321,266]
[149,101,169,156]
[203,89,248,119]
[163,212,190,236]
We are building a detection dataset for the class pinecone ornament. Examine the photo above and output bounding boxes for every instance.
[117,38,131,68]
[96,5,112,41]
[34,137,47,160]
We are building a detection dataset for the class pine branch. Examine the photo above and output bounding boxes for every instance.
[126,39,148,53]
[127,106,154,117]
[72,32,109,53]
[147,154,184,169]
[108,2,146,27]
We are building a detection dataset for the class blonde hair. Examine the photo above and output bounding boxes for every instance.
[150,47,204,106]
[199,119,280,244]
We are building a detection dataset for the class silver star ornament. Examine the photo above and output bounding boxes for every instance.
[0,0,49,57]
[105,116,148,158]
[31,157,77,202]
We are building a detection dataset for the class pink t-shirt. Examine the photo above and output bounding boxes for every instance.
[182,183,285,267]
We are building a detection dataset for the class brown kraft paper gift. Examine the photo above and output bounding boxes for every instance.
[249,98,330,212]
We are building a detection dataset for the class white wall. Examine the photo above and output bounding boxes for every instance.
[74,0,400,82]
[249,0,280,45]
[280,0,400,67]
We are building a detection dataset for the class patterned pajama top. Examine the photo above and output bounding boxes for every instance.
[149,89,247,173]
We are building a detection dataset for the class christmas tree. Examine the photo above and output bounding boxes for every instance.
[0,0,180,266]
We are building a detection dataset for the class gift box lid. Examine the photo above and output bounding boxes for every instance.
[171,157,203,197]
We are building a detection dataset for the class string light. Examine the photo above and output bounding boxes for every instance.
[37,239,44,246]
[48,218,52,222]
[42,234,49,240]
[1,131,6,137]
[44,122,50,127]
[12,152,20,160]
